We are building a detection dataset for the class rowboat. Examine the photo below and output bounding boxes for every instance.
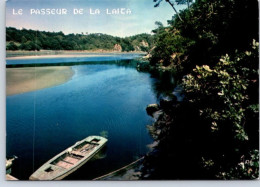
[29,136,107,180]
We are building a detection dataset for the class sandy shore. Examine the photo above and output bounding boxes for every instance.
[6,50,146,60]
[6,66,74,96]
[6,54,114,60]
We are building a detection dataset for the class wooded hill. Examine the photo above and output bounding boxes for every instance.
[6,27,154,52]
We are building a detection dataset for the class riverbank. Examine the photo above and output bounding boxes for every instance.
[6,50,147,59]
[6,66,74,96]
[6,54,113,60]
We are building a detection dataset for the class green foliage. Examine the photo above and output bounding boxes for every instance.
[19,41,41,51]
[144,0,259,180]
[183,41,258,142]
[120,38,134,52]
[218,150,259,179]
[6,27,154,52]
[6,42,18,51]
[150,25,191,68]
[150,0,259,75]
[143,42,259,179]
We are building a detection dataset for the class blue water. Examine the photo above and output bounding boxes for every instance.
[6,57,157,180]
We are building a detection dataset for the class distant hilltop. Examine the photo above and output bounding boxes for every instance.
[6,27,154,52]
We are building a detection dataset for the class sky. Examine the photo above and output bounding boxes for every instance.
[6,0,186,37]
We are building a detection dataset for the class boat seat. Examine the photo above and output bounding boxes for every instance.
[56,160,73,169]
[71,150,85,157]
[64,156,79,164]
[80,145,95,153]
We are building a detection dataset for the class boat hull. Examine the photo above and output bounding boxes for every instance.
[54,142,106,180]
[29,136,107,180]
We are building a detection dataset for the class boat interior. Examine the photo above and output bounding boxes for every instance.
[48,138,101,170]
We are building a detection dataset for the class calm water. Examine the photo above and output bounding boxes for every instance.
[6,56,159,180]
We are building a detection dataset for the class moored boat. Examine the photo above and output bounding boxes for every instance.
[29,136,107,180]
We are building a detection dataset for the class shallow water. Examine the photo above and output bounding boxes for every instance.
[6,58,158,180]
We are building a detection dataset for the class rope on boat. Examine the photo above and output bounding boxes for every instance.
[93,156,144,180]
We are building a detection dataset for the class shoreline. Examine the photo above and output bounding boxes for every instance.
[6,66,74,96]
[6,54,114,60]
[6,50,147,60]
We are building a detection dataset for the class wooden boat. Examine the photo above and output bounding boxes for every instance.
[29,136,107,180]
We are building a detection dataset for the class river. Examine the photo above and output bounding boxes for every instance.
[6,54,166,180]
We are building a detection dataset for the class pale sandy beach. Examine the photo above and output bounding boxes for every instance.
[6,54,113,60]
[6,66,74,96]
[6,50,146,60]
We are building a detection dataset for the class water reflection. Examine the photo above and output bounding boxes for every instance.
[149,70,176,100]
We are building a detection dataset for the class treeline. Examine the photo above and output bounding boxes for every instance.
[143,0,259,179]
[6,27,154,52]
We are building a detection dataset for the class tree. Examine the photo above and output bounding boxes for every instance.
[6,42,18,50]
[153,0,193,21]
[143,40,259,180]
[21,36,27,43]
[150,0,259,76]
[144,0,259,180]
[6,27,154,52]
[182,40,259,178]
[175,0,193,9]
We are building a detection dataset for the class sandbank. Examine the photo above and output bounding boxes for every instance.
[6,66,74,96]
[6,54,113,60]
